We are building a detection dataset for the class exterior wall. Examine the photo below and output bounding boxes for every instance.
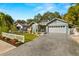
[68,28,70,35]
[32,23,38,33]
[46,26,48,33]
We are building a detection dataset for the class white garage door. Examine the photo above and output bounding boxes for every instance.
[48,26,67,33]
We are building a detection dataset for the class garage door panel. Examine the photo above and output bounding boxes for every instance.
[48,26,66,33]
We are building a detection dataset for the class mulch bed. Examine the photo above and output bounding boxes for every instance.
[0,35,23,47]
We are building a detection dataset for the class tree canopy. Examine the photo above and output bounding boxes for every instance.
[63,4,79,27]
[27,11,62,24]
[0,12,14,33]
[15,20,26,24]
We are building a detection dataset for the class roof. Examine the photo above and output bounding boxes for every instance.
[16,23,29,27]
[39,18,68,25]
[39,22,48,25]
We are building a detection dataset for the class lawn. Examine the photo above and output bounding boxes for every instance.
[24,33,37,42]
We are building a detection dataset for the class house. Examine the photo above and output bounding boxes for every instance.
[16,23,29,31]
[39,18,69,34]
[16,23,23,31]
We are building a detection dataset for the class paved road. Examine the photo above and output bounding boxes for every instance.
[1,33,79,56]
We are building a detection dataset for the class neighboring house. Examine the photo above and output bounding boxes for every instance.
[16,23,23,31]
[16,23,29,31]
[39,18,69,34]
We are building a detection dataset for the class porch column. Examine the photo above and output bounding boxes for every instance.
[46,26,48,33]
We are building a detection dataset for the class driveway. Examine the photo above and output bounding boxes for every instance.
[1,33,79,56]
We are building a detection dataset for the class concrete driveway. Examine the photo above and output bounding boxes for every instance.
[0,40,16,54]
[1,33,79,56]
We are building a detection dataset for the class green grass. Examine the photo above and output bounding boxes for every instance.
[24,33,37,42]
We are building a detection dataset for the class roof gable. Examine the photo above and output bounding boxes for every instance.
[47,18,67,25]
[39,18,68,25]
[48,19,68,26]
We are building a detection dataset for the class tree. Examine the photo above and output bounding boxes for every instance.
[26,11,62,23]
[34,13,42,22]
[27,19,34,24]
[5,14,14,24]
[41,11,54,21]
[54,12,62,19]
[63,4,79,26]
[15,20,26,24]
[0,12,5,26]
[41,11,62,22]
[5,14,14,29]
[0,12,14,33]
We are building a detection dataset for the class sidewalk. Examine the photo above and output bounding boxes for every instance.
[0,40,16,54]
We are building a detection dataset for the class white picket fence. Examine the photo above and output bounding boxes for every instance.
[2,32,25,43]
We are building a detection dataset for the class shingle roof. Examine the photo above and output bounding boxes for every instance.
[39,18,68,25]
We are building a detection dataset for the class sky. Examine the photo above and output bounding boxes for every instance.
[0,3,72,21]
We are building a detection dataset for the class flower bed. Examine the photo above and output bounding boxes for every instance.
[0,35,23,47]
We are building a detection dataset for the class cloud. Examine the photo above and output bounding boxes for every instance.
[24,3,72,17]
[34,3,55,14]
[34,6,43,12]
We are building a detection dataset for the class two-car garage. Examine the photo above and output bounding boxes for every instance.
[46,18,68,34]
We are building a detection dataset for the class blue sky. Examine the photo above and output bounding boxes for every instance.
[0,3,72,20]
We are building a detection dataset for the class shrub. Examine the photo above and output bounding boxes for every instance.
[11,25,18,32]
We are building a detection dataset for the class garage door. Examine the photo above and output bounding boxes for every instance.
[48,26,67,33]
